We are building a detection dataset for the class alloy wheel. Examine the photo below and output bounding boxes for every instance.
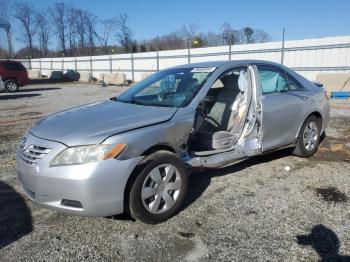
[6,82,17,91]
[303,121,319,152]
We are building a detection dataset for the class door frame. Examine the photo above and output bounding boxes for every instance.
[253,63,307,151]
[185,64,263,168]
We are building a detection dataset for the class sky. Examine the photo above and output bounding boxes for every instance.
[4,0,350,50]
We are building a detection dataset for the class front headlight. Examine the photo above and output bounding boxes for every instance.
[51,144,126,166]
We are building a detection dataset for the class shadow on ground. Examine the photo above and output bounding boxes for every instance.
[0,94,41,100]
[0,181,32,250]
[29,79,72,85]
[111,149,292,222]
[297,224,350,261]
[182,148,292,211]
[20,87,62,92]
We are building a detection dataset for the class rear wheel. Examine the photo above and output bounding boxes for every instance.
[292,115,321,158]
[128,151,188,224]
[4,79,19,93]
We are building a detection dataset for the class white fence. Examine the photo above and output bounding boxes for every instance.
[21,35,350,83]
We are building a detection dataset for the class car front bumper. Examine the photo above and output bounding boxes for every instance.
[16,132,143,217]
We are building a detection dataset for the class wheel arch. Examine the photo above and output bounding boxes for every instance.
[3,77,19,83]
[296,111,323,139]
[123,145,176,216]
[141,144,176,156]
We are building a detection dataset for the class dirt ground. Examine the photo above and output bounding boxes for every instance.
[0,83,349,262]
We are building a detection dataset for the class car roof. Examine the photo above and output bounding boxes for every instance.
[171,59,285,70]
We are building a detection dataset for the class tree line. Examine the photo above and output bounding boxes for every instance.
[0,0,271,59]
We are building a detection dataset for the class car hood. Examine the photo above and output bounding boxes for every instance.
[30,100,177,146]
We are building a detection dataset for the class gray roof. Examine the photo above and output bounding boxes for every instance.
[171,59,284,69]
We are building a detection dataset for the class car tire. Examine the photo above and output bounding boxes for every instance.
[4,79,19,93]
[292,115,321,158]
[128,150,188,224]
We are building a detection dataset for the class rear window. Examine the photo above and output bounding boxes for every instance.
[2,62,26,71]
[257,65,289,94]
[286,73,305,91]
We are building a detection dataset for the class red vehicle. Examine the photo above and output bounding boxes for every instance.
[0,60,29,92]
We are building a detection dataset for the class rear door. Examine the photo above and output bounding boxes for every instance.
[257,65,307,151]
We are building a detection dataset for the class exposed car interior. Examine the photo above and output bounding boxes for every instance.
[189,67,252,152]
[117,66,253,155]
[117,68,212,107]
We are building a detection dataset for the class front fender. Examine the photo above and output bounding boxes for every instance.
[102,110,194,159]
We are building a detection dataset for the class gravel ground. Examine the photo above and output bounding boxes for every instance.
[0,83,350,262]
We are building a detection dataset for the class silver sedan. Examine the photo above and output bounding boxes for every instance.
[16,60,330,224]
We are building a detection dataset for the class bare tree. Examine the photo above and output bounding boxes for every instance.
[221,23,238,45]
[95,18,118,53]
[162,31,184,49]
[148,35,161,51]
[180,24,199,38]
[140,23,271,51]
[0,48,10,58]
[73,8,87,54]
[0,0,12,21]
[184,23,200,38]
[50,3,67,54]
[36,11,50,57]
[243,27,254,43]
[66,7,77,55]
[116,13,132,52]
[140,43,146,52]
[9,1,274,58]
[202,31,221,47]
[252,29,272,43]
[0,0,13,58]
[14,2,38,57]
[179,23,201,48]
[85,12,97,55]
[69,8,97,55]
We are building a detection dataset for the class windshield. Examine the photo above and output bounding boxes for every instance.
[117,67,215,107]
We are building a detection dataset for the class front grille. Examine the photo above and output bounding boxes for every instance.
[20,145,51,165]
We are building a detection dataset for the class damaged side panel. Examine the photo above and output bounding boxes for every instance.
[106,63,263,170]
[240,65,263,156]
[104,110,194,160]
[185,65,263,168]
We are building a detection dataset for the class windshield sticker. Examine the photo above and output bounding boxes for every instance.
[191,67,216,73]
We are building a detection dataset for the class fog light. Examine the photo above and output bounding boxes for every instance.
[61,199,83,208]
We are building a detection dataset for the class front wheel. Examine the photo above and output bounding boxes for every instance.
[4,79,19,93]
[128,151,188,224]
[292,115,321,158]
